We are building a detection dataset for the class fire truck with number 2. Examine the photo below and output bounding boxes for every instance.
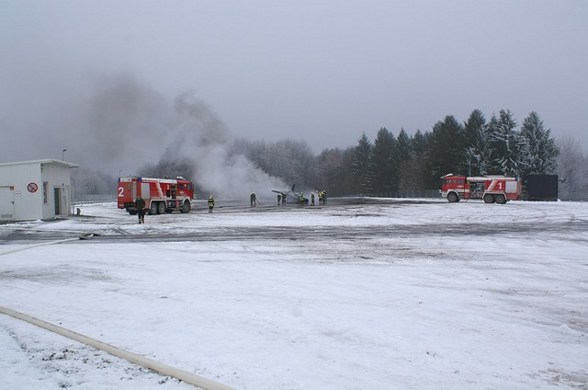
[117,176,194,215]
[440,174,522,204]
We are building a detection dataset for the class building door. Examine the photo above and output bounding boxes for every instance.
[54,187,61,215]
[0,187,14,220]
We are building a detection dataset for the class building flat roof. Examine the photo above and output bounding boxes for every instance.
[0,159,79,169]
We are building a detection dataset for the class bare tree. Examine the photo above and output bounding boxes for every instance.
[557,136,588,200]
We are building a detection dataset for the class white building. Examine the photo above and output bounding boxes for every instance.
[0,159,79,221]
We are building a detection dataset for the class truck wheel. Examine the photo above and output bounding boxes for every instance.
[180,200,191,213]
[495,194,507,204]
[149,202,157,215]
[447,192,459,203]
[483,194,495,203]
[157,202,166,214]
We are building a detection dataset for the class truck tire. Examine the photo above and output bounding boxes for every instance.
[180,200,191,213]
[157,202,166,214]
[447,192,459,203]
[495,194,507,204]
[483,194,495,203]
[149,202,157,215]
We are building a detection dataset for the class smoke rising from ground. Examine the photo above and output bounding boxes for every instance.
[162,91,287,199]
[3,72,286,199]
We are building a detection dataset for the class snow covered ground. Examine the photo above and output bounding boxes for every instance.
[1,199,587,389]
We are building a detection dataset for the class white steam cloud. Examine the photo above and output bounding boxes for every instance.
[165,92,286,199]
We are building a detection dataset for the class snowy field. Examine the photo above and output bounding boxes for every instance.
[1,199,587,389]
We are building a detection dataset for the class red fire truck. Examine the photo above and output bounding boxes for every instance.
[440,174,522,204]
[117,176,194,215]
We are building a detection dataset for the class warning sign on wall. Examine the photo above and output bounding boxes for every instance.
[27,182,38,193]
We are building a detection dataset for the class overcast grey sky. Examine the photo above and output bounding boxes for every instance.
[1,0,587,171]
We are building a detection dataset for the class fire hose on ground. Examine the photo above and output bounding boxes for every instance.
[0,305,237,390]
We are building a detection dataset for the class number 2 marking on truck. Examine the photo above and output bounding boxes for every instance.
[118,187,125,197]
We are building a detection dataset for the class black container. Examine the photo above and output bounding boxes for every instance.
[525,175,558,201]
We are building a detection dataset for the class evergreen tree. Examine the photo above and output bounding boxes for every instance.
[520,111,559,176]
[370,127,398,194]
[411,130,428,159]
[397,128,413,193]
[463,109,490,176]
[407,130,430,191]
[352,133,374,193]
[425,115,465,186]
[396,128,412,162]
[487,110,526,176]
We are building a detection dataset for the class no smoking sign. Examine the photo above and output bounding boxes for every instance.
[27,182,38,193]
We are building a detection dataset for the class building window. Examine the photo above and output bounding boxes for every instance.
[43,182,48,204]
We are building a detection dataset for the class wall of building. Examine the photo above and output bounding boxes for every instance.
[0,161,75,221]
[41,162,73,219]
[0,163,43,221]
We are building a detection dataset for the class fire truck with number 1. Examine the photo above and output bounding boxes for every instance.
[440,174,522,204]
[117,176,194,215]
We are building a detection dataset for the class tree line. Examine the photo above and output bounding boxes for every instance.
[72,109,588,201]
[237,109,566,197]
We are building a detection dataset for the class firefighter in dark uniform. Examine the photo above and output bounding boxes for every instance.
[277,193,282,206]
[208,195,215,213]
[319,190,327,205]
[136,197,146,223]
[311,192,315,206]
[250,192,257,207]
